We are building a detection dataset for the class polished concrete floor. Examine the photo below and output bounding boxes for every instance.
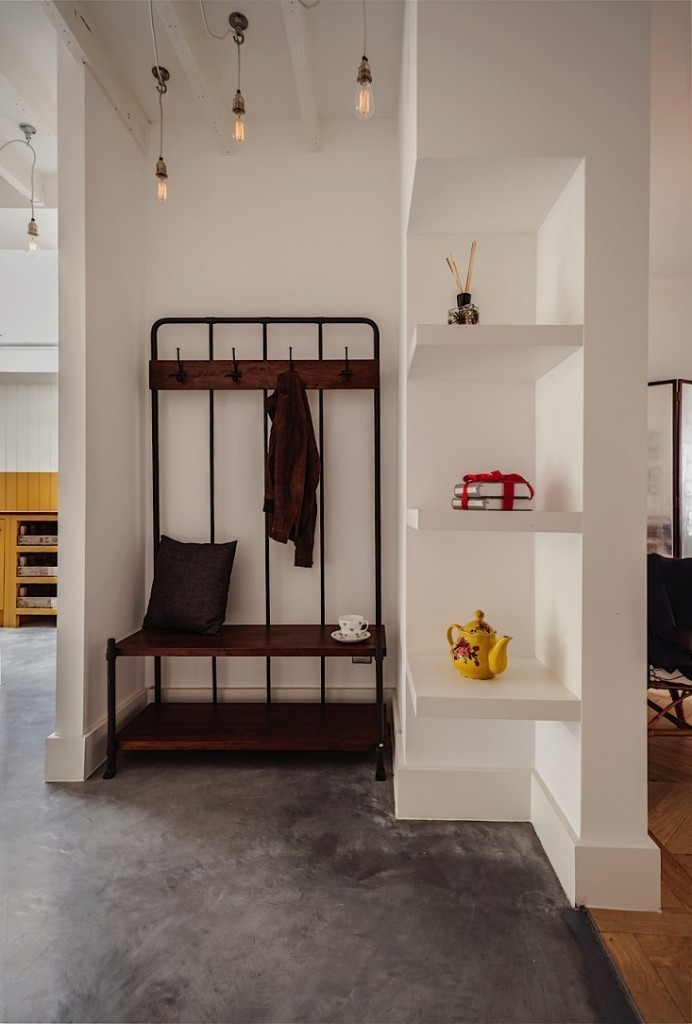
[1,628,632,1024]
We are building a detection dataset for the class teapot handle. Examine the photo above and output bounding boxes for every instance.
[447,624,462,648]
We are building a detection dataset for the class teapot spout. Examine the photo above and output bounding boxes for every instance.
[488,636,512,676]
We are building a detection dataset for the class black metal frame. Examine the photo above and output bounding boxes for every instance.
[106,316,385,780]
[648,379,692,559]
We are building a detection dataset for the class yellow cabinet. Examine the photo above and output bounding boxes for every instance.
[2,513,58,627]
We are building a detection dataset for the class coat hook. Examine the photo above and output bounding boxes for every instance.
[340,345,354,381]
[170,346,187,383]
[227,346,242,382]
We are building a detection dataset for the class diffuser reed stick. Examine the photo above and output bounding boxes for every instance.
[446,254,463,294]
[465,240,477,294]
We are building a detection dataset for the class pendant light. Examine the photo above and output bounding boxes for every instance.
[0,124,40,250]
[355,0,374,119]
[149,0,170,203]
[152,65,170,203]
[229,12,249,144]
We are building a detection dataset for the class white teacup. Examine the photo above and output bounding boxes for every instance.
[339,614,369,636]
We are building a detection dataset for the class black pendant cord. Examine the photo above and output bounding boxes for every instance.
[263,322,272,704]
[318,323,326,704]
[209,322,217,703]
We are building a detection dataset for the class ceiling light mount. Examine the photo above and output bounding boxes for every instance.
[151,65,170,93]
[228,11,248,43]
[19,123,36,144]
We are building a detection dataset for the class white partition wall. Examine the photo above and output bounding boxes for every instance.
[46,49,147,782]
[395,0,659,910]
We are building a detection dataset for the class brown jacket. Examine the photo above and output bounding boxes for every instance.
[263,370,320,568]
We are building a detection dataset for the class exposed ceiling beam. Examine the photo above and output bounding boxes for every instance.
[281,0,320,152]
[0,128,46,206]
[42,0,150,155]
[0,31,57,141]
[155,0,235,155]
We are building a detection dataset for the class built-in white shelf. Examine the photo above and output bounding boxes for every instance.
[407,654,581,722]
[407,508,582,534]
[408,324,583,382]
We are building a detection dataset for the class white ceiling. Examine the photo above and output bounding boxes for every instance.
[82,0,403,123]
[0,0,403,207]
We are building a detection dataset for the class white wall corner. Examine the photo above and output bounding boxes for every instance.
[531,773,660,911]
[44,687,147,782]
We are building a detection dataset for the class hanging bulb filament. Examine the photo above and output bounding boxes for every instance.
[355,56,374,119]
[155,157,168,203]
[232,90,246,143]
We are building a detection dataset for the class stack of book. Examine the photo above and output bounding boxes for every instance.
[452,478,534,510]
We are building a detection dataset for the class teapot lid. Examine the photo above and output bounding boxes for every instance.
[462,609,496,635]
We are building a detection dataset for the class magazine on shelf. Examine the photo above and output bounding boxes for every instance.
[454,481,533,499]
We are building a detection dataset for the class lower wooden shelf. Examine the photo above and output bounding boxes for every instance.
[117,702,384,753]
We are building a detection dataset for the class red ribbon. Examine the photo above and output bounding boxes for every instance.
[461,470,534,510]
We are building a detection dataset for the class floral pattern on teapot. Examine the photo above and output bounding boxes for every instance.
[446,609,512,680]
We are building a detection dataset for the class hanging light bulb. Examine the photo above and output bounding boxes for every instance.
[228,13,249,144]
[155,158,168,203]
[232,90,246,144]
[355,57,374,119]
[27,217,39,252]
[355,1,374,120]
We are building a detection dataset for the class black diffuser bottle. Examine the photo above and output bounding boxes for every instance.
[448,292,480,325]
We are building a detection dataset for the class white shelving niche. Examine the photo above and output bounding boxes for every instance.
[399,156,586,831]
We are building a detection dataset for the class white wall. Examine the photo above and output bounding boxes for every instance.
[536,162,584,326]
[144,119,399,700]
[0,209,58,250]
[0,210,59,377]
[46,51,147,781]
[0,251,58,346]
[0,383,57,470]
[648,0,692,379]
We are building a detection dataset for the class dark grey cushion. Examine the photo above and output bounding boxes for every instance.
[143,535,237,635]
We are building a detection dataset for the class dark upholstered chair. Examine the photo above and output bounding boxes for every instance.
[647,553,692,733]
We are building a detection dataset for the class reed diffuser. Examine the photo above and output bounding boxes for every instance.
[446,242,479,324]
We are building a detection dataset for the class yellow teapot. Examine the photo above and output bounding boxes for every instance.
[447,609,512,680]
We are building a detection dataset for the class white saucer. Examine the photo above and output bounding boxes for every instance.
[331,629,371,644]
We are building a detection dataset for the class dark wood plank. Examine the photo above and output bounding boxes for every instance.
[115,624,386,658]
[117,702,384,752]
[150,360,380,391]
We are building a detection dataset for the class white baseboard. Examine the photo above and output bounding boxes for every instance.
[44,688,147,782]
[45,732,88,782]
[394,762,532,820]
[531,772,661,910]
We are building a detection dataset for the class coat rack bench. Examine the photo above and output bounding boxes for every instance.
[104,317,387,781]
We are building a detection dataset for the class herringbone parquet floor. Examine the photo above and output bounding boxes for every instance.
[590,736,692,1023]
